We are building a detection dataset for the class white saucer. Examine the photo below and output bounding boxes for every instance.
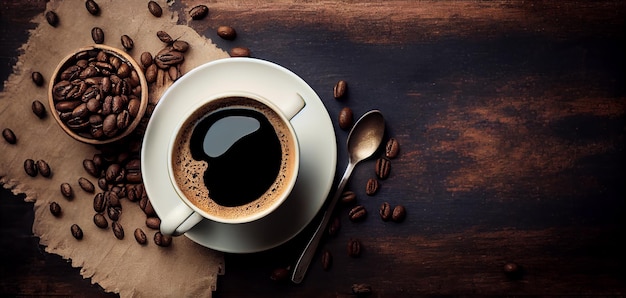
[141,58,337,253]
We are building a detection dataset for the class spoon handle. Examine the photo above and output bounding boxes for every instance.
[291,161,356,284]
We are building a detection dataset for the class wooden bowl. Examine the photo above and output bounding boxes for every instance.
[48,45,148,145]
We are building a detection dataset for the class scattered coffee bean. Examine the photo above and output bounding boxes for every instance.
[36,160,51,177]
[189,4,209,20]
[347,239,361,257]
[338,107,353,130]
[365,178,379,196]
[351,283,372,296]
[328,216,341,236]
[154,232,172,247]
[97,177,108,191]
[217,25,237,40]
[385,137,399,159]
[392,205,406,222]
[24,159,37,177]
[379,202,391,221]
[145,64,157,83]
[71,224,83,240]
[31,100,46,118]
[105,163,125,183]
[334,80,347,99]
[172,40,189,52]
[60,182,73,199]
[93,193,106,212]
[2,128,16,144]
[340,190,356,204]
[140,52,153,68]
[85,0,100,16]
[107,206,121,221]
[49,202,62,217]
[168,66,179,81]
[121,35,134,50]
[31,71,44,86]
[230,47,250,57]
[91,27,104,44]
[78,177,95,193]
[83,159,99,177]
[375,157,391,180]
[321,249,332,271]
[142,199,156,217]
[45,11,59,27]
[105,191,121,207]
[348,205,367,222]
[157,30,173,44]
[270,267,290,282]
[93,213,108,229]
[154,48,184,69]
[145,217,161,230]
[148,1,163,17]
[134,228,147,244]
[112,221,124,239]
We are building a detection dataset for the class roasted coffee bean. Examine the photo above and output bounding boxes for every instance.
[148,1,163,17]
[334,80,347,99]
[85,0,100,16]
[270,267,290,282]
[230,47,250,57]
[172,40,189,53]
[36,160,51,177]
[143,199,156,217]
[145,64,157,83]
[24,159,37,177]
[379,202,391,221]
[392,205,406,222]
[145,217,161,230]
[105,163,125,183]
[112,221,124,239]
[78,177,95,193]
[134,228,147,244]
[340,190,356,204]
[375,157,391,180]
[321,249,332,271]
[351,283,372,296]
[189,4,208,20]
[385,137,399,159]
[93,213,108,228]
[338,107,353,130]
[102,114,118,136]
[154,232,172,247]
[327,216,341,236]
[105,191,121,207]
[107,206,121,221]
[217,25,237,40]
[45,11,59,27]
[168,66,179,81]
[31,100,46,118]
[60,183,73,199]
[98,178,108,191]
[31,71,44,86]
[83,159,100,177]
[91,27,104,44]
[126,184,142,202]
[365,178,379,196]
[348,205,367,222]
[49,202,62,217]
[93,192,106,212]
[2,128,16,144]
[121,34,134,50]
[347,239,361,257]
[71,224,83,240]
[140,52,153,68]
[157,30,173,44]
[154,50,184,68]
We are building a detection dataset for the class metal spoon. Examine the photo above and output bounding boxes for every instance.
[291,110,385,283]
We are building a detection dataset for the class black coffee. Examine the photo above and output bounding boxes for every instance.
[189,108,281,206]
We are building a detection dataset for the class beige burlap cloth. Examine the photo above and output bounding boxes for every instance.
[0,0,229,296]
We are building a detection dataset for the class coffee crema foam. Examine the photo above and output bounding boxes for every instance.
[171,96,297,220]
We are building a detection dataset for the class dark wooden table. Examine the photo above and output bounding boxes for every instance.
[2,1,625,296]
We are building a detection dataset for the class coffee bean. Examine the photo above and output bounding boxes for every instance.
[49,202,62,217]
[45,11,59,27]
[126,184,142,202]
[31,71,44,86]
[168,66,179,81]
[334,80,347,99]
[97,178,108,191]
[121,35,134,50]
[32,100,46,118]
[375,157,391,180]
[85,0,100,16]
[351,283,372,296]
[60,183,73,199]
[230,47,250,57]
[145,217,161,230]
[154,232,172,247]
[83,159,100,177]
[93,213,108,228]
[365,178,379,196]
[2,128,16,144]
[134,228,147,244]
[93,193,106,212]
[71,224,83,240]
[340,190,356,204]
[24,159,37,177]
[142,199,156,217]
[172,40,189,53]
[107,206,121,221]
[125,159,142,183]
[148,1,162,17]
[189,5,208,20]
[338,107,353,130]
[157,30,173,44]
[270,267,290,282]
[78,177,95,193]
[379,202,391,221]
[36,160,51,177]
[348,205,367,222]
[105,163,125,183]
[347,239,361,257]
[91,27,104,44]
[217,26,237,40]
[392,205,406,222]
[504,262,523,279]
[105,191,121,207]
[321,249,333,271]
[385,138,399,159]
[140,52,153,68]
[145,64,157,83]
[154,49,184,69]
[112,221,124,239]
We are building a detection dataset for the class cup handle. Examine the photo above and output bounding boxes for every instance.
[160,202,204,236]
[273,93,306,120]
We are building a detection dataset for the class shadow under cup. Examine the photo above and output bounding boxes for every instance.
[167,95,300,225]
